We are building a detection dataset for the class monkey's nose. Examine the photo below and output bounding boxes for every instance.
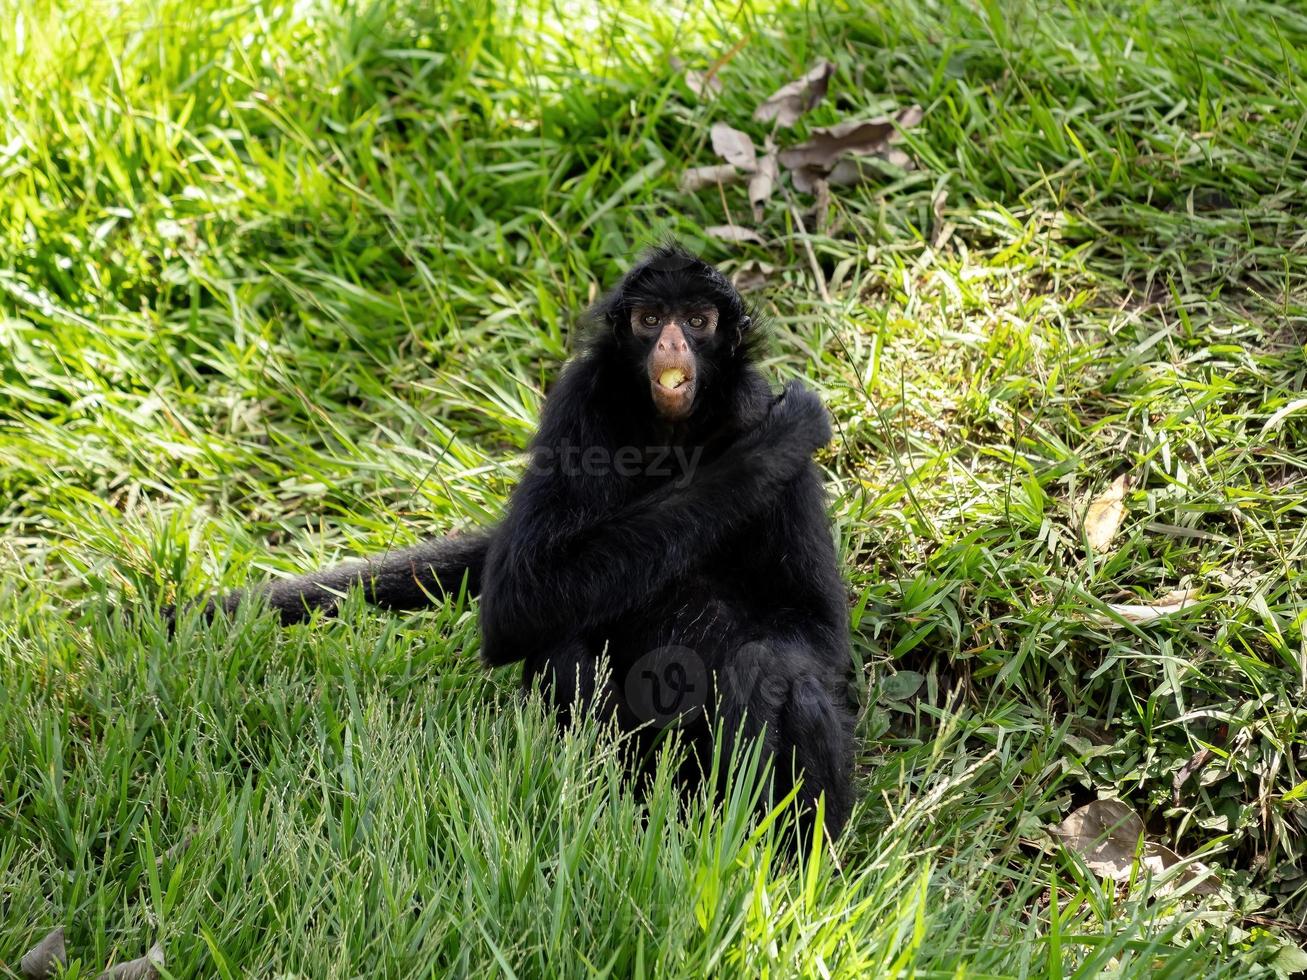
[657,336,688,353]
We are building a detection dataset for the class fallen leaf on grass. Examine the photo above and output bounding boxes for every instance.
[670,56,724,101]
[1094,587,1200,625]
[1173,747,1216,805]
[779,109,922,192]
[753,61,835,127]
[778,111,921,171]
[99,942,165,980]
[1047,799,1217,895]
[1083,474,1129,552]
[680,164,743,193]
[894,105,924,128]
[710,122,757,170]
[931,187,948,225]
[825,149,913,186]
[705,225,764,244]
[684,68,723,101]
[788,167,823,194]
[812,179,832,232]
[20,927,66,979]
[731,260,774,292]
[155,826,198,868]
[748,150,779,220]
[931,187,951,248]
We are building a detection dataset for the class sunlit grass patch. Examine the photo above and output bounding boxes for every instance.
[2,0,1305,974]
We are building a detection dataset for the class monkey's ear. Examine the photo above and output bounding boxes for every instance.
[731,315,752,354]
[590,290,623,332]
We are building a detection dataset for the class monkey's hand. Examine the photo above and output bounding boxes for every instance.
[763,381,833,454]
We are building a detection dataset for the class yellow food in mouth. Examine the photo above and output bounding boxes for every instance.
[659,368,688,389]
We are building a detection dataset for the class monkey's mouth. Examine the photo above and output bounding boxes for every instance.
[657,367,691,391]
[651,367,696,419]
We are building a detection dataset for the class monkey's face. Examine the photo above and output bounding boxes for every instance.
[603,244,752,422]
[630,304,720,421]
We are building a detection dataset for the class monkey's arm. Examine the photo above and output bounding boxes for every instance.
[478,382,831,665]
[750,463,856,722]
[179,531,491,627]
[764,464,850,644]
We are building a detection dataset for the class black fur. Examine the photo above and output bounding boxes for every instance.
[187,244,856,841]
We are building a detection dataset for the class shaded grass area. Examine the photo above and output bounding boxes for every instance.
[1,0,1304,974]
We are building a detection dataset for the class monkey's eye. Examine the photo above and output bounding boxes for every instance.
[642,314,659,327]
[688,315,705,329]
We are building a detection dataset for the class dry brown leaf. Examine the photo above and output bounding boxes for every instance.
[813,179,832,233]
[753,61,835,127]
[748,151,779,221]
[684,68,723,101]
[1173,747,1216,805]
[732,260,774,293]
[824,153,913,187]
[680,165,742,194]
[778,109,919,171]
[790,165,825,194]
[822,152,915,191]
[931,187,951,248]
[881,146,914,169]
[826,158,869,187]
[1048,799,1145,879]
[1095,587,1200,625]
[710,123,757,170]
[155,826,198,868]
[1083,474,1129,552]
[778,119,894,170]
[705,225,764,245]
[20,927,67,979]
[1048,800,1218,895]
[931,188,948,224]
[896,105,925,128]
[99,943,165,980]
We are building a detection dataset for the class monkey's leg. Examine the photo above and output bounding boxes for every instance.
[714,640,855,847]
[521,642,617,729]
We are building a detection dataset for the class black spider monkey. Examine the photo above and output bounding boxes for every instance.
[186,244,856,841]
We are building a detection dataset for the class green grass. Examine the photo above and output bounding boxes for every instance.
[2,0,1306,975]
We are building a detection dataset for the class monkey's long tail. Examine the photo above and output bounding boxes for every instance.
[175,530,493,628]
